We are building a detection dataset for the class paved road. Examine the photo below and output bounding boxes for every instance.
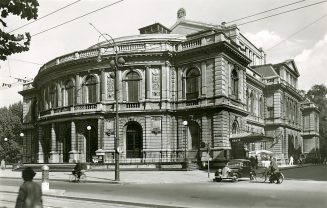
[1,165,326,208]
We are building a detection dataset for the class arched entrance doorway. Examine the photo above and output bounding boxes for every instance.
[126,122,143,158]
[187,121,201,162]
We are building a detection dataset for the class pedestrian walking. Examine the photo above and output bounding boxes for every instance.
[289,156,294,165]
[0,159,5,170]
[15,167,43,208]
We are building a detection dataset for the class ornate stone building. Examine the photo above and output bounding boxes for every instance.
[20,9,319,167]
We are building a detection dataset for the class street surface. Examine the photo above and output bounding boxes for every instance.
[0,165,326,208]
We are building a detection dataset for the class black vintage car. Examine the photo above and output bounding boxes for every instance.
[214,159,255,182]
[225,159,255,179]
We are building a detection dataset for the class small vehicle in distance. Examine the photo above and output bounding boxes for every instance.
[214,159,256,182]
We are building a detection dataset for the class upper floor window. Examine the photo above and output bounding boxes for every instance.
[126,71,140,102]
[64,80,75,106]
[231,69,239,99]
[84,76,97,103]
[50,85,58,108]
[232,120,239,134]
[186,68,200,100]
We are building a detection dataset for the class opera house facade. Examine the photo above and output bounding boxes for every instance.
[20,9,319,168]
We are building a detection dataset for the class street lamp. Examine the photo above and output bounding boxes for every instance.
[183,120,188,168]
[87,126,91,162]
[90,23,125,181]
[4,137,8,142]
[20,133,24,163]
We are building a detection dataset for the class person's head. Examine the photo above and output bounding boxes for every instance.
[22,167,36,181]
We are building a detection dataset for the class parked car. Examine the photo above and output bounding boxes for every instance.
[214,159,255,181]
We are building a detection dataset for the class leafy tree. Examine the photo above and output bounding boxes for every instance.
[305,84,327,158]
[0,0,39,60]
[0,102,23,163]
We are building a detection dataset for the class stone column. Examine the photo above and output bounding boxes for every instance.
[75,74,81,104]
[49,123,59,163]
[37,126,44,163]
[69,121,78,162]
[146,66,150,99]
[98,118,104,149]
[100,70,106,101]
[201,61,207,96]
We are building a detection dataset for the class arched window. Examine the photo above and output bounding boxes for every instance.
[186,68,200,100]
[231,69,239,99]
[50,85,58,108]
[126,71,140,102]
[64,80,75,106]
[84,76,97,103]
[232,121,238,134]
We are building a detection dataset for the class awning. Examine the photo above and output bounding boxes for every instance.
[229,132,274,143]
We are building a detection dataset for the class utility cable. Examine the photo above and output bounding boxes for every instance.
[237,0,327,26]
[9,0,82,33]
[31,0,125,37]
[227,0,307,24]
[7,58,42,65]
[266,13,327,51]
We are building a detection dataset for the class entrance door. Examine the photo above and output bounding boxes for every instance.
[188,121,200,162]
[126,123,142,158]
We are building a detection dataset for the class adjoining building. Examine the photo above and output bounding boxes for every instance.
[19,9,319,167]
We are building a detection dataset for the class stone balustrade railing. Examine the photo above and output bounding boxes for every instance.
[39,42,172,73]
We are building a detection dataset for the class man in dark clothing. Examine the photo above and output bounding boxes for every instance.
[72,161,83,181]
[15,167,43,208]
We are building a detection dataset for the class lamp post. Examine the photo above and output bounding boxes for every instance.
[183,120,188,168]
[20,133,24,163]
[90,23,125,181]
[87,126,91,162]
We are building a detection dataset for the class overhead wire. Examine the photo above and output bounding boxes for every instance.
[226,0,307,24]
[6,58,42,65]
[31,0,125,37]
[237,0,327,26]
[266,14,327,51]
[9,0,82,33]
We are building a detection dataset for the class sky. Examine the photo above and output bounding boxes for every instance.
[0,0,326,107]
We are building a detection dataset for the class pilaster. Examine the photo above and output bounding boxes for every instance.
[37,126,44,163]
[49,123,59,163]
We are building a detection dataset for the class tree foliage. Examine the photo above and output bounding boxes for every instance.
[0,101,23,163]
[305,84,327,157]
[0,0,39,60]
